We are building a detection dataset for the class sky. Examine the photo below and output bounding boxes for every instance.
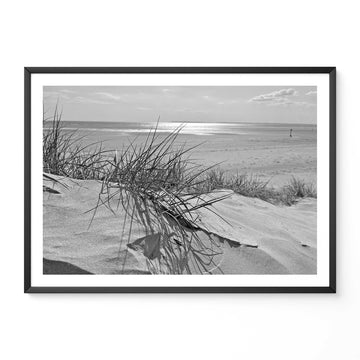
[43,86,317,124]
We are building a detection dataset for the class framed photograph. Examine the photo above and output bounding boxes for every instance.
[24,67,336,293]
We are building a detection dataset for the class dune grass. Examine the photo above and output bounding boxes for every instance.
[43,106,112,180]
[91,123,230,274]
[43,112,228,273]
[286,176,317,199]
[197,168,316,205]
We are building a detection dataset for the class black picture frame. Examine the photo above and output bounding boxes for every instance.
[24,67,336,293]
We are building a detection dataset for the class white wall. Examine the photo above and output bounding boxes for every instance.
[0,1,358,359]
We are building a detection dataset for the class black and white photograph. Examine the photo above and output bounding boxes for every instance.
[24,68,335,292]
[43,85,318,275]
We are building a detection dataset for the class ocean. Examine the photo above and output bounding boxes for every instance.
[47,120,316,140]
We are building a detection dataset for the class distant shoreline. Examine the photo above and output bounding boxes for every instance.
[44,119,317,126]
[44,119,317,187]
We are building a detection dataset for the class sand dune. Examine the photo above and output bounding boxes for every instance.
[43,176,316,275]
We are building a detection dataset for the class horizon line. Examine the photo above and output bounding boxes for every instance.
[47,119,317,125]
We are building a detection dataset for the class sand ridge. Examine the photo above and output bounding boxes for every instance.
[43,176,316,275]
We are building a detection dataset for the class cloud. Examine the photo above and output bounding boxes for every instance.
[59,89,76,94]
[269,101,315,108]
[306,90,317,96]
[201,95,239,105]
[94,92,123,101]
[43,90,112,104]
[43,90,71,102]
[249,88,298,104]
[71,96,112,104]
[136,107,152,111]
[43,88,77,102]
[173,108,209,114]
[248,88,315,107]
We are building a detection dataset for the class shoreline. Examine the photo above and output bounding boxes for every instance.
[57,123,316,188]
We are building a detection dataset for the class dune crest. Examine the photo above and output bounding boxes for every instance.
[43,176,316,275]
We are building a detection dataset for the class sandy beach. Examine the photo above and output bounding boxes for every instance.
[62,121,317,188]
[189,131,316,187]
[43,175,316,275]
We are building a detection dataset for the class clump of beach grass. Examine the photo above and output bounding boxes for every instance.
[92,123,229,274]
[197,168,317,206]
[43,105,111,180]
[285,176,317,199]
